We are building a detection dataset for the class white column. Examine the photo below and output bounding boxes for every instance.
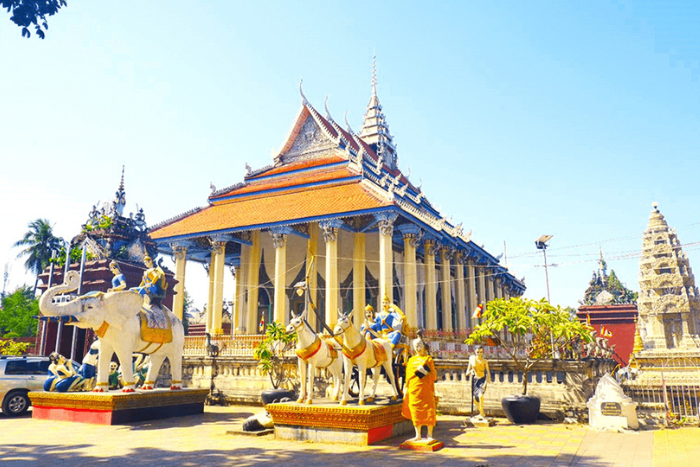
[401,228,419,331]
[424,239,437,331]
[271,230,287,325]
[466,257,477,329]
[320,220,342,328]
[376,213,398,304]
[231,264,243,334]
[246,230,262,334]
[205,255,215,333]
[306,222,319,331]
[171,244,187,321]
[455,252,466,331]
[440,248,453,332]
[353,232,366,330]
[211,239,226,335]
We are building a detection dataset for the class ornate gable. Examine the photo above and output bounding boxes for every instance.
[281,114,336,163]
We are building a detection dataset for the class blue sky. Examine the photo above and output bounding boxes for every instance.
[1,1,699,311]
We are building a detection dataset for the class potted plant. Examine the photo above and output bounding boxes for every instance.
[254,321,297,405]
[466,297,593,424]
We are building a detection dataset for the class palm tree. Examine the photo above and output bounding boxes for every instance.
[13,219,64,294]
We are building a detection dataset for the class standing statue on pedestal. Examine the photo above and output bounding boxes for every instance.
[402,335,438,443]
[467,346,491,422]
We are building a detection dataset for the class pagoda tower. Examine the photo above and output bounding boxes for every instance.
[637,203,700,350]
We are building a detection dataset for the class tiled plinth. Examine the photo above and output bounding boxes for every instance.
[267,398,412,445]
[29,388,210,425]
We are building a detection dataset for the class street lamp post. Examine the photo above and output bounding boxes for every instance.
[535,235,556,357]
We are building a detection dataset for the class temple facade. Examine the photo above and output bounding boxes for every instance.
[150,82,525,336]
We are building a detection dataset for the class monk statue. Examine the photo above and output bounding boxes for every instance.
[402,335,437,443]
[467,345,491,421]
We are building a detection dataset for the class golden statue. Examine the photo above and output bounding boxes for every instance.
[401,336,437,443]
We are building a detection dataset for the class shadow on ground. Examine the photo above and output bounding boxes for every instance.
[0,442,611,467]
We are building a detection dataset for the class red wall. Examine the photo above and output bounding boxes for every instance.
[577,304,637,366]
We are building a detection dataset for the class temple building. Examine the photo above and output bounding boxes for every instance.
[37,168,175,359]
[636,203,700,351]
[150,80,525,336]
[577,250,638,365]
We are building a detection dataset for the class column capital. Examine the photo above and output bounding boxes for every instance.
[424,238,439,256]
[171,244,188,261]
[271,232,287,249]
[374,211,399,236]
[210,240,226,256]
[398,224,423,248]
[442,246,456,261]
[319,219,343,242]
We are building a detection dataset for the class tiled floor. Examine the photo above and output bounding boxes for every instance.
[0,406,697,466]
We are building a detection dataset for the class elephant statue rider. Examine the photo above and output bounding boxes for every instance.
[39,270,184,393]
[131,255,167,307]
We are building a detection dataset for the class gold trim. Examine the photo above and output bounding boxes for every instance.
[296,336,322,361]
[95,321,110,338]
[268,402,405,430]
[342,339,367,363]
[28,389,210,412]
[139,310,173,344]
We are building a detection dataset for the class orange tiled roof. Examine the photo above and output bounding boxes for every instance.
[212,166,358,201]
[246,155,346,180]
[151,181,391,240]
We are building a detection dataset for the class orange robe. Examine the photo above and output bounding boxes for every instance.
[401,354,437,427]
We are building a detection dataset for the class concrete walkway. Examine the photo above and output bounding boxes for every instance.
[0,406,696,466]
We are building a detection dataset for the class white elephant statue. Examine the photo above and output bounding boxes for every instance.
[39,270,184,392]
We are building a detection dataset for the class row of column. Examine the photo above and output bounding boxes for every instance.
[169,221,516,335]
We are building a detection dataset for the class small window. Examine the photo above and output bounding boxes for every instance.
[4,360,27,375]
[27,360,49,375]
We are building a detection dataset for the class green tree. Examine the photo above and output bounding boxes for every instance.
[467,297,593,395]
[13,219,64,294]
[0,286,39,338]
[2,0,67,39]
[254,322,296,389]
[0,339,30,356]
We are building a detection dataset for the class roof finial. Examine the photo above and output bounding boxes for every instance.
[119,165,125,192]
[324,95,332,120]
[344,111,354,133]
[371,54,378,96]
[299,78,309,105]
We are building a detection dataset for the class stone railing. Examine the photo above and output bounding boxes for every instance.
[184,334,297,358]
[178,353,614,418]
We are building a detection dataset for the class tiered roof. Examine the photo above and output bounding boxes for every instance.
[150,82,524,293]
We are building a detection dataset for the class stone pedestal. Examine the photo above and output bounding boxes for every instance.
[399,439,444,451]
[587,374,638,430]
[29,388,209,425]
[267,398,412,445]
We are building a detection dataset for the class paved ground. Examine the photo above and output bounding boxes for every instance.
[0,405,697,466]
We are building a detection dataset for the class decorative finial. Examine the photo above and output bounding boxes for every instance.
[245,162,252,175]
[119,165,125,192]
[344,111,354,133]
[371,55,378,96]
[299,79,309,105]
[652,201,659,212]
[324,96,331,120]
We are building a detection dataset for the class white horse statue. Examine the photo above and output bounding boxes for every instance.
[286,307,343,404]
[333,310,399,405]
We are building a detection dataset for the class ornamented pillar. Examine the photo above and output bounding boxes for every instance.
[353,231,366,330]
[495,277,503,299]
[211,239,227,335]
[487,270,495,304]
[205,257,214,333]
[424,239,438,331]
[246,230,262,334]
[477,265,487,310]
[239,243,250,333]
[440,247,454,332]
[171,244,187,321]
[271,229,288,325]
[376,212,398,304]
[306,222,319,330]
[399,225,421,331]
[466,257,477,329]
[320,219,343,328]
[455,252,466,331]
[231,264,243,334]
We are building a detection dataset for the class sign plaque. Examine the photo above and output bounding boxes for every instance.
[600,402,622,416]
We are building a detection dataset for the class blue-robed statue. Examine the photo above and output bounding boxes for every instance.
[361,292,406,348]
